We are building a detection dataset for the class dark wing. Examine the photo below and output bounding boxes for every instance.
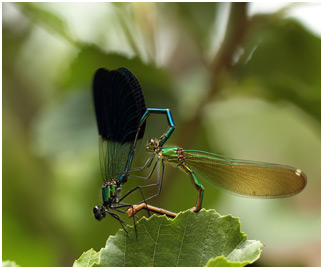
[183,150,307,198]
[117,67,146,139]
[93,68,145,143]
[93,68,146,181]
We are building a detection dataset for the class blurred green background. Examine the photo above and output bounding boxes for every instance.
[2,2,320,267]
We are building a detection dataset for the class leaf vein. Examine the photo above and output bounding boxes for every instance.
[176,214,188,266]
[143,220,156,243]
[151,218,163,266]
[199,214,212,266]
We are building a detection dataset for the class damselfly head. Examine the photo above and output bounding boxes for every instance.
[146,138,159,152]
[93,205,106,221]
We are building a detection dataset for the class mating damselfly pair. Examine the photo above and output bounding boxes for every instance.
[91,67,306,235]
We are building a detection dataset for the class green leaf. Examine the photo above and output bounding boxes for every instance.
[205,256,248,267]
[74,249,99,267]
[2,260,20,267]
[74,209,262,267]
[205,239,263,266]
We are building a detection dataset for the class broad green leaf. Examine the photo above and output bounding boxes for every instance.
[74,209,262,267]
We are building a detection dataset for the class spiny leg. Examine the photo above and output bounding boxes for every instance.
[112,205,136,218]
[130,157,158,180]
[142,158,165,202]
[125,161,172,218]
[113,203,140,221]
[124,167,204,218]
[108,210,131,238]
[125,161,205,217]
[111,204,140,238]
[114,205,138,238]
[127,159,165,204]
[118,185,151,217]
[129,153,156,172]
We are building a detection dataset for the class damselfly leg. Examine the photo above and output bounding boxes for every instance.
[128,108,175,204]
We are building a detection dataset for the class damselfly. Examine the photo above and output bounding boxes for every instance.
[92,67,175,234]
[127,110,307,218]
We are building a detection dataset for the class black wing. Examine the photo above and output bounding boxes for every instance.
[93,68,147,180]
[93,67,146,143]
[117,67,146,139]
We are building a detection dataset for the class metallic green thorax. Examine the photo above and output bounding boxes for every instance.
[160,147,180,163]
[102,181,118,203]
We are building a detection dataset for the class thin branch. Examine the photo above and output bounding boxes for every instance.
[178,3,249,148]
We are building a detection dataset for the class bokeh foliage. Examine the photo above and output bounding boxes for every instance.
[2,2,320,266]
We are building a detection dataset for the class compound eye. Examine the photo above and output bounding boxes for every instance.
[93,206,100,214]
[146,139,157,152]
[93,206,106,221]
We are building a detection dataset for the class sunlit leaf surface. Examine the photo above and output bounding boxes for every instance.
[74,210,262,267]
